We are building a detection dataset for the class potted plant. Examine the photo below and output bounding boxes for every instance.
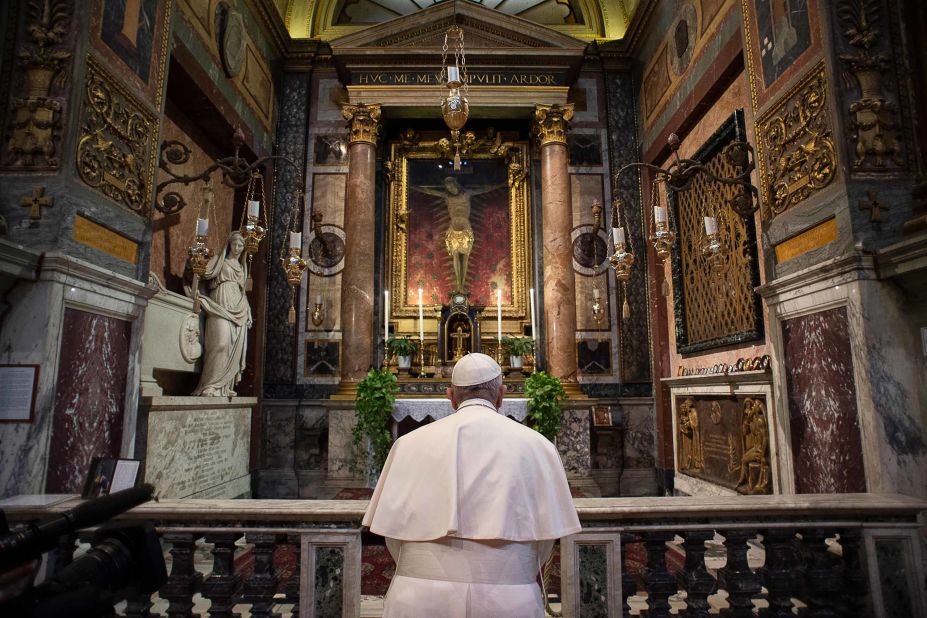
[352,368,399,483]
[501,336,534,369]
[387,335,419,371]
[525,371,567,441]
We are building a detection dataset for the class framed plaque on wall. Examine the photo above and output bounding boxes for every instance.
[0,364,39,422]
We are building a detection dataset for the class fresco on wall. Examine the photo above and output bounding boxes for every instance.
[756,0,812,88]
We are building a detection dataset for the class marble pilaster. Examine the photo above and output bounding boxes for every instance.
[0,252,152,496]
[339,104,380,382]
[534,104,578,381]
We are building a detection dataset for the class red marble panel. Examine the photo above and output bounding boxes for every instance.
[46,309,131,493]
[782,306,866,493]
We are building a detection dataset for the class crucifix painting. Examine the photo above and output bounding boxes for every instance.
[404,158,512,307]
[389,141,531,321]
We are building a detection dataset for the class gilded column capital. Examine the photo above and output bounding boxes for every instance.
[342,103,382,145]
[532,104,575,147]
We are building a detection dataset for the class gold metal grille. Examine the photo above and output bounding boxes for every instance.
[671,114,762,353]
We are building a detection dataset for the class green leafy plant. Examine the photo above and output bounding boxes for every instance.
[501,335,534,357]
[525,371,567,441]
[386,335,419,357]
[352,368,399,477]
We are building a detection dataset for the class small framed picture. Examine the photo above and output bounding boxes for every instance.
[82,457,142,498]
[592,405,612,427]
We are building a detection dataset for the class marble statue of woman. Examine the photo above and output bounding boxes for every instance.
[188,231,252,396]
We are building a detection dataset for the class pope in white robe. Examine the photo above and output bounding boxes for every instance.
[363,353,581,617]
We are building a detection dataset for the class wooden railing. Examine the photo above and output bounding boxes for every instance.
[5,494,925,617]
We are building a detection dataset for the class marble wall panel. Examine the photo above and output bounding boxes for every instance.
[327,407,359,483]
[603,71,650,383]
[264,72,309,388]
[45,309,131,493]
[143,398,252,498]
[558,408,591,477]
[622,403,656,469]
[782,306,867,493]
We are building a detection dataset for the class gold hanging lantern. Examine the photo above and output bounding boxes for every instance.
[609,197,637,319]
[239,171,267,291]
[188,182,214,314]
[281,191,308,325]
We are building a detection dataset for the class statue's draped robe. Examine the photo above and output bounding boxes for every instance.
[363,398,581,617]
[193,255,251,396]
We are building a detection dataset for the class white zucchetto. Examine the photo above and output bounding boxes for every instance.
[450,352,502,386]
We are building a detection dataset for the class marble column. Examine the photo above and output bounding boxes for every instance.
[339,104,381,382]
[534,104,578,381]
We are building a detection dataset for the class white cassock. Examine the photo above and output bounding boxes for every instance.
[363,398,581,617]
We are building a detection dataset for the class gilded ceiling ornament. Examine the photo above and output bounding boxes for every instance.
[76,57,157,215]
[836,0,904,169]
[756,62,837,220]
[341,103,382,145]
[5,0,72,168]
[532,104,575,147]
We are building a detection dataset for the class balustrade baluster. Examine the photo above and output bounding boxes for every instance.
[836,530,867,616]
[760,528,802,618]
[642,531,676,618]
[720,529,762,618]
[244,532,281,618]
[619,534,641,618]
[285,533,301,617]
[162,532,203,618]
[202,532,243,618]
[802,529,843,618]
[678,531,715,618]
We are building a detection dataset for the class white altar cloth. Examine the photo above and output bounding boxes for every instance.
[392,398,528,422]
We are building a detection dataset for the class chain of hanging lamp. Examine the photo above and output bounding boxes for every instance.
[440,18,469,171]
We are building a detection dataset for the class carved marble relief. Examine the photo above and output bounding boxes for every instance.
[756,62,837,220]
[836,0,905,170]
[76,56,158,215]
[674,395,772,495]
[3,0,73,169]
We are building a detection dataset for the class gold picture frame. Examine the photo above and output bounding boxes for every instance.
[387,136,532,321]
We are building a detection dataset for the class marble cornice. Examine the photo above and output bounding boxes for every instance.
[38,252,156,302]
[756,251,879,303]
[661,370,772,389]
[875,231,927,279]
[141,396,259,411]
[0,239,41,281]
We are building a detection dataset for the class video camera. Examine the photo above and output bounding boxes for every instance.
[0,484,167,618]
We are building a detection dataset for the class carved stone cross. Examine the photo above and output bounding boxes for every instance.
[20,187,54,219]
[858,189,887,222]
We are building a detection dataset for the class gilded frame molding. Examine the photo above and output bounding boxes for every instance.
[387,139,532,320]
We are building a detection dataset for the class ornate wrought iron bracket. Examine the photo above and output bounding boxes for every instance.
[614,132,760,218]
[155,129,300,215]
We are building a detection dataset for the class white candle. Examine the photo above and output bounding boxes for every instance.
[289,231,301,249]
[497,288,502,344]
[612,226,625,247]
[384,290,390,344]
[448,65,460,83]
[418,287,424,342]
[195,218,209,236]
[593,287,600,300]
[315,293,322,305]
[655,206,668,223]
[529,288,537,341]
[704,216,718,235]
[247,200,260,218]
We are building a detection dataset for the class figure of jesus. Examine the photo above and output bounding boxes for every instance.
[413,177,506,293]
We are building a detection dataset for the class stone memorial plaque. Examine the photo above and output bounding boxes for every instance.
[144,400,252,498]
[675,395,772,495]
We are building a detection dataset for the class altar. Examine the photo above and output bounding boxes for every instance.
[392,398,528,423]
